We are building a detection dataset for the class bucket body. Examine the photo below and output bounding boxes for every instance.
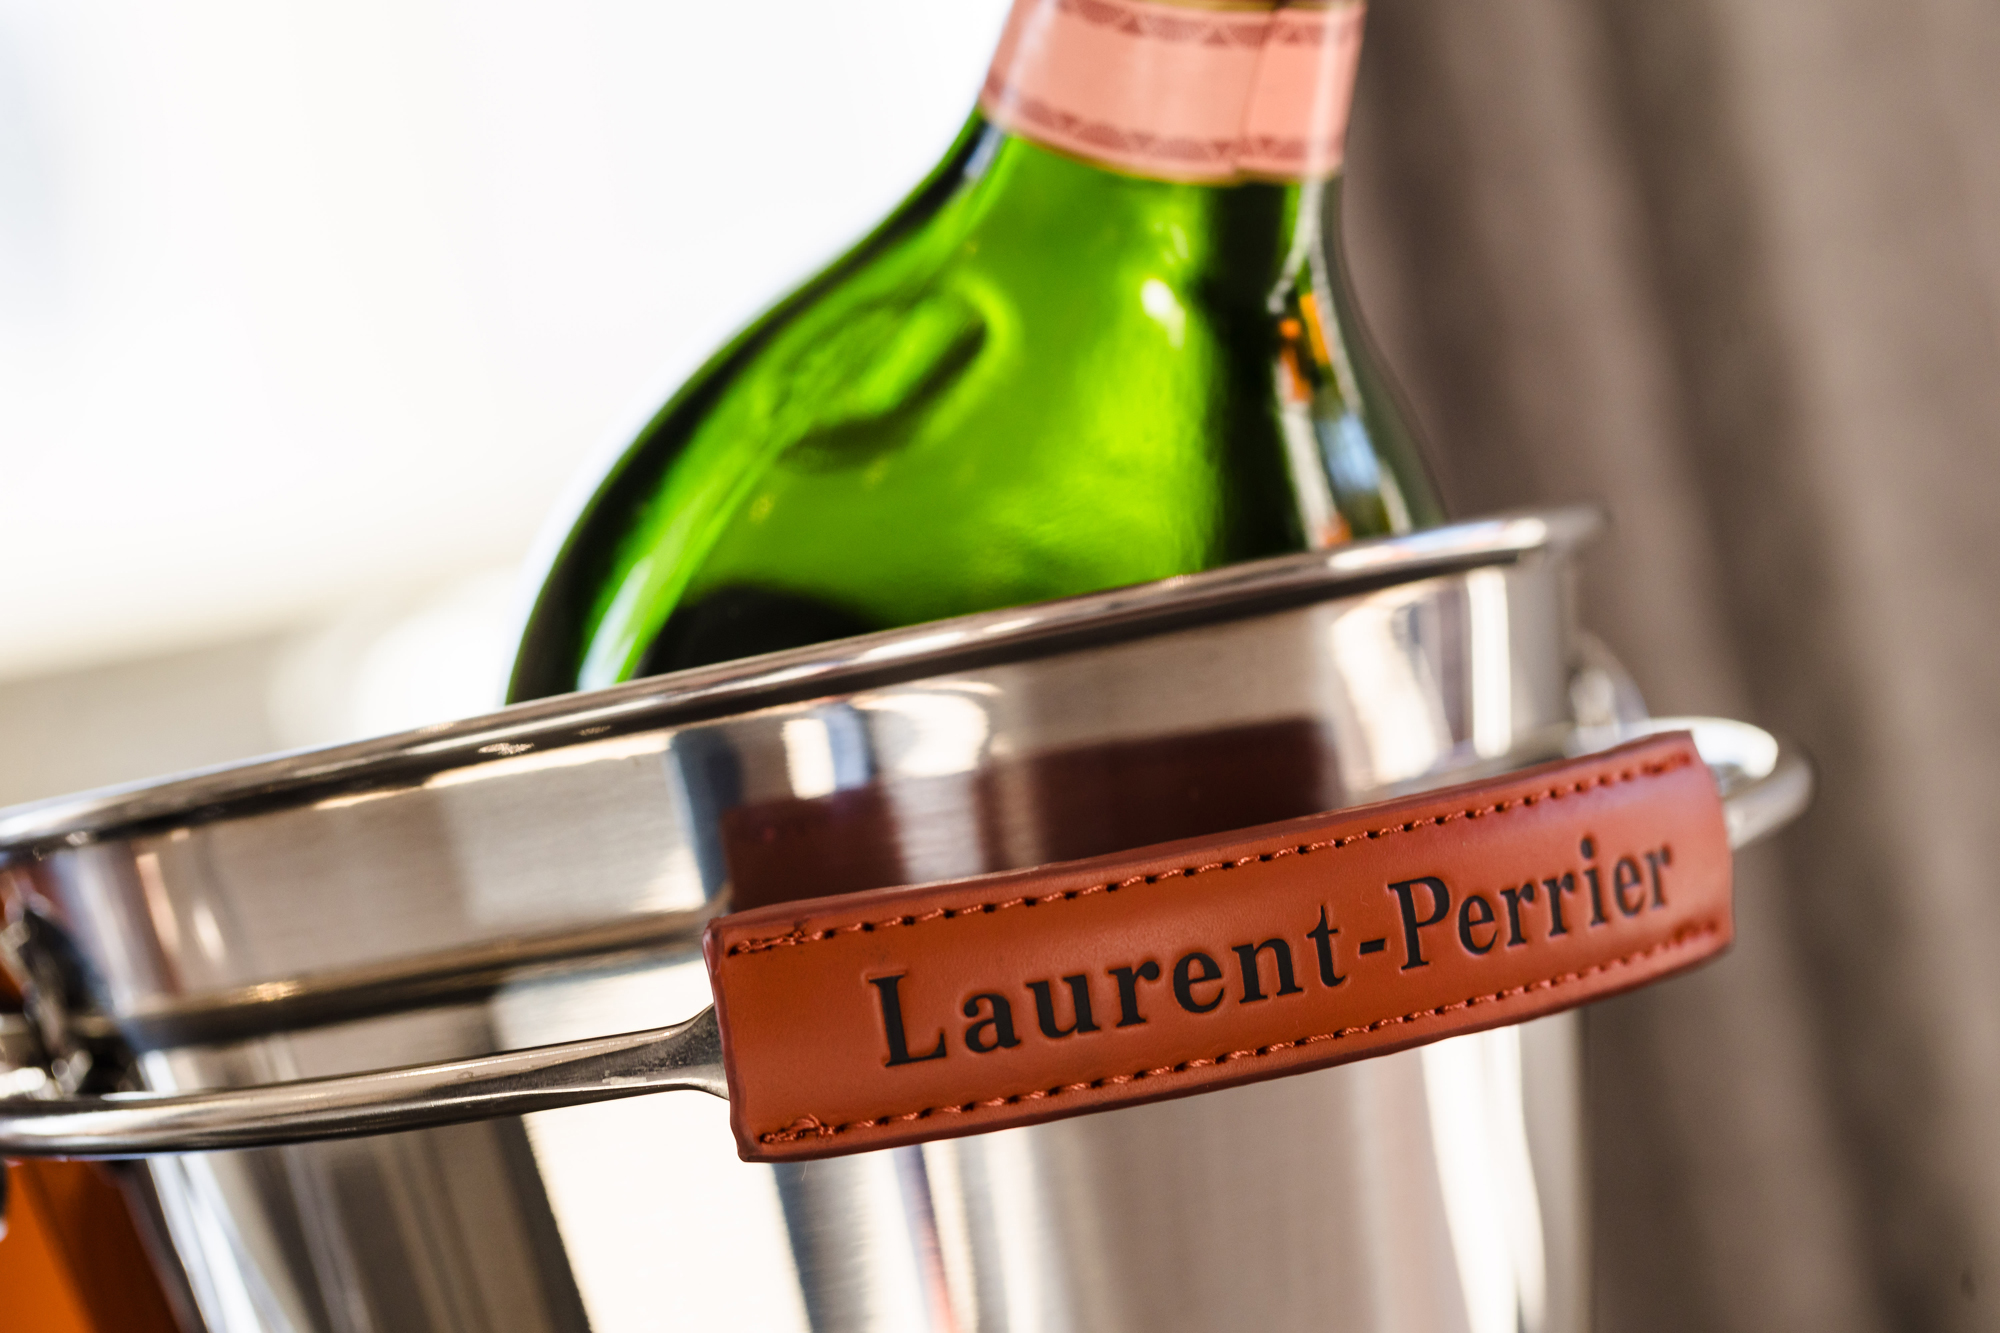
[4,515,1610,1333]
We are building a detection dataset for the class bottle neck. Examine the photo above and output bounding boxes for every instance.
[937,121,1417,547]
[960,0,1438,555]
[979,0,1368,186]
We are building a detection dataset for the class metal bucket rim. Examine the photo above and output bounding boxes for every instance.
[0,506,1600,856]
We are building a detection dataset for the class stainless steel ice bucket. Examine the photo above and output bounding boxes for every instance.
[0,510,1807,1333]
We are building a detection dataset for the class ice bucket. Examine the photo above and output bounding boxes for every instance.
[0,509,1807,1333]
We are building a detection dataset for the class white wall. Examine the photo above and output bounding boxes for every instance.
[0,0,1007,684]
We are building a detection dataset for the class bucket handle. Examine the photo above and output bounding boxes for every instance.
[0,719,1807,1161]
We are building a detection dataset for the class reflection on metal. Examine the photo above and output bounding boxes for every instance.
[62,906,718,1050]
[1466,567,1514,760]
[1422,1026,1547,1333]
[144,1141,298,1332]
[1326,585,1453,789]
[495,959,806,1331]
[854,690,993,780]
[782,718,842,800]
[0,510,1808,1333]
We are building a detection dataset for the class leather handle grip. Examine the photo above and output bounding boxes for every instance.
[704,733,1732,1162]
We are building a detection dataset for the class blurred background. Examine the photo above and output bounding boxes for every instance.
[1,1,1996,1329]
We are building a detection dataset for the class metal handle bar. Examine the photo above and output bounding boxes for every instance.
[0,720,1808,1160]
[0,1007,725,1158]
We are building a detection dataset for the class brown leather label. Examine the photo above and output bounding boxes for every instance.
[705,733,1731,1162]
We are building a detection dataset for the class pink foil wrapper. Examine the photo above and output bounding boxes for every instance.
[980,0,1367,183]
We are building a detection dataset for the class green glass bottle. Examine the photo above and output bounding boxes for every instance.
[510,0,1442,702]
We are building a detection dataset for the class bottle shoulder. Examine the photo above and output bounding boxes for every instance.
[511,139,1435,698]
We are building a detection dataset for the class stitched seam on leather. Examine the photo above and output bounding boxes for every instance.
[754,920,1720,1146]
[723,750,1695,957]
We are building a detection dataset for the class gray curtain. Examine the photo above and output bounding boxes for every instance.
[1344,1,2000,1328]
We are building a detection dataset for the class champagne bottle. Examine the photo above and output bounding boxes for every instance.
[510,0,1442,702]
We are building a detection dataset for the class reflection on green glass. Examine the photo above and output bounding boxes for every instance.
[509,118,1442,701]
